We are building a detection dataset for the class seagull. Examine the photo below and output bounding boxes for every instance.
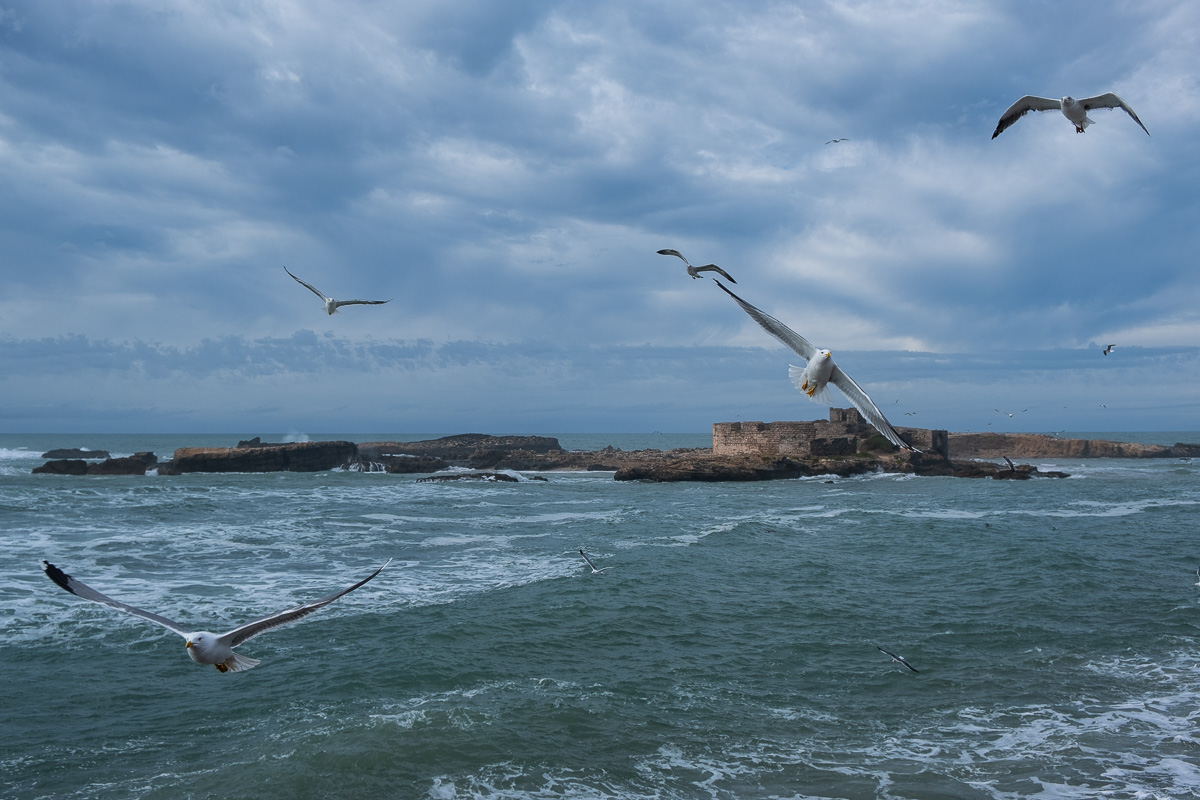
[579,549,608,575]
[656,249,737,283]
[995,409,1016,418]
[284,267,390,315]
[713,281,915,452]
[875,644,919,673]
[992,93,1150,138]
[1103,344,1116,356]
[41,559,390,672]
[1195,565,1199,586]
[825,138,849,144]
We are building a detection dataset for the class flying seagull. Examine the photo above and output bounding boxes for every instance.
[579,549,608,575]
[875,644,919,673]
[992,93,1150,138]
[1103,344,1116,356]
[713,280,916,452]
[284,267,390,315]
[1195,565,1199,587]
[825,138,849,144]
[656,249,737,283]
[42,559,390,672]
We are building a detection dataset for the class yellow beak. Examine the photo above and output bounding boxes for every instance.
[185,640,194,649]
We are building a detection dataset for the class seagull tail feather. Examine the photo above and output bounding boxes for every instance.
[221,652,261,673]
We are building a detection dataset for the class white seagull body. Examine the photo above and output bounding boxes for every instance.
[992,93,1149,138]
[657,249,737,283]
[713,281,915,452]
[579,549,608,574]
[285,267,390,315]
[876,644,919,673]
[42,559,390,672]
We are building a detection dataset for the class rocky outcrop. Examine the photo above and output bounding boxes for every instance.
[417,472,549,483]
[34,452,157,476]
[614,450,1068,482]
[41,448,111,460]
[160,441,358,474]
[948,433,1199,459]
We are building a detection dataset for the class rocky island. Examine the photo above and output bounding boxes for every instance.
[30,410,1198,482]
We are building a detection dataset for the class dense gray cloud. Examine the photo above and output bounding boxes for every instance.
[1,1,1197,432]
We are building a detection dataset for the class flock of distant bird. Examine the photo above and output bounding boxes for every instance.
[40,89,1154,677]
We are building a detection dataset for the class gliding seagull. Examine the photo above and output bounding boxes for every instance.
[713,281,916,452]
[875,644,919,673]
[579,549,609,575]
[657,249,737,283]
[42,559,390,672]
[1103,344,1116,356]
[285,267,390,315]
[992,93,1149,138]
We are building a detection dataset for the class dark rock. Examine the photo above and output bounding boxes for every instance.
[380,455,450,474]
[87,452,157,475]
[41,448,111,460]
[161,441,359,474]
[33,459,89,475]
[948,432,1195,459]
[33,452,157,476]
[236,437,263,448]
[416,472,548,483]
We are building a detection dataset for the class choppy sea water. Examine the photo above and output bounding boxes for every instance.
[2,433,1199,800]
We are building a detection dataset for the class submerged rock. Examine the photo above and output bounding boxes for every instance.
[41,448,110,460]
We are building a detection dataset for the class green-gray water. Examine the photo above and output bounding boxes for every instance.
[2,434,1198,799]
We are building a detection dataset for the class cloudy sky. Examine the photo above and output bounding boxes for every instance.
[2,0,1197,434]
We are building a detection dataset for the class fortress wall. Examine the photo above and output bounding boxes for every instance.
[714,409,949,459]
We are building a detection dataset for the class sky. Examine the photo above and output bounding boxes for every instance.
[1,0,1198,435]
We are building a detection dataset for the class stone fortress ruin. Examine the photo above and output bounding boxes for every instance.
[713,408,949,459]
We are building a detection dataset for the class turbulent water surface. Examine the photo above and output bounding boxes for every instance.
[2,433,1199,799]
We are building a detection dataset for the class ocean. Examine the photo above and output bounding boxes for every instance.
[2,432,1199,800]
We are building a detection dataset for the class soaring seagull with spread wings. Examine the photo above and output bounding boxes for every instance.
[1103,344,1117,356]
[992,93,1149,138]
[42,559,390,672]
[713,281,916,452]
[875,644,919,673]
[579,549,609,575]
[284,267,390,315]
[657,249,737,283]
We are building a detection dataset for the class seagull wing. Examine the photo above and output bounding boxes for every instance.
[992,95,1061,138]
[284,267,329,301]
[218,560,390,647]
[42,561,190,638]
[692,264,737,284]
[828,365,914,451]
[713,280,818,361]
[656,248,689,265]
[579,549,599,570]
[330,299,390,308]
[1079,92,1150,136]
[876,644,919,673]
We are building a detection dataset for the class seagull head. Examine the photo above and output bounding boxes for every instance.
[185,632,216,662]
[1062,96,1075,106]
[818,349,832,360]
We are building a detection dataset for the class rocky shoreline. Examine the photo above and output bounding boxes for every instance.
[27,432,1111,481]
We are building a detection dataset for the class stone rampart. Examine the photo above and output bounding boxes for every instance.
[713,409,948,458]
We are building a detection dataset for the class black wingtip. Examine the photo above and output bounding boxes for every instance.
[42,560,75,594]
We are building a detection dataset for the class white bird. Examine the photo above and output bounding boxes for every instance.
[284,267,390,315]
[42,559,390,672]
[657,249,737,283]
[713,281,916,452]
[992,93,1149,138]
[579,549,608,575]
[875,644,919,673]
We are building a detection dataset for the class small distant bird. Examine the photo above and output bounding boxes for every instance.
[875,645,919,673]
[285,267,390,315]
[1195,565,1199,586]
[995,409,1015,418]
[41,559,390,672]
[1103,344,1116,356]
[579,549,608,575]
[656,249,737,283]
[713,281,916,452]
[1100,403,1108,408]
[992,93,1150,138]
[825,138,849,144]
[904,412,917,416]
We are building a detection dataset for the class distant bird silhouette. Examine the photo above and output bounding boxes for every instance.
[656,249,737,283]
[579,549,608,575]
[875,645,919,673]
[285,267,390,315]
[992,93,1149,138]
[825,138,849,144]
[1103,344,1116,356]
